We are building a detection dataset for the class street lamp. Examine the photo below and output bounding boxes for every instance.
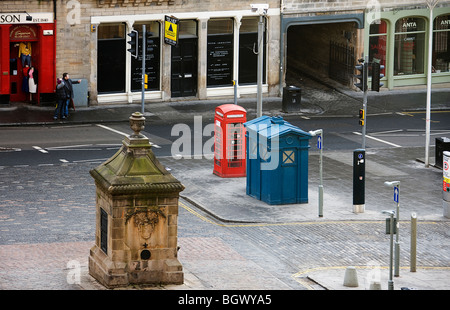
[382,210,395,290]
[425,0,440,167]
[251,4,268,118]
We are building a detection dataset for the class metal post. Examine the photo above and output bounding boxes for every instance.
[362,56,368,150]
[382,210,395,290]
[394,184,400,277]
[233,80,237,105]
[256,14,264,118]
[141,25,146,114]
[388,211,394,290]
[410,212,417,272]
[309,129,323,217]
[318,133,323,217]
[385,180,401,277]
[425,1,439,167]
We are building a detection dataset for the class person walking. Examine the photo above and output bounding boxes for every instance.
[54,73,81,120]
[54,78,66,120]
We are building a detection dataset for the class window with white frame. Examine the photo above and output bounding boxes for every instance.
[433,14,450,73]
[369,19,387,77]
[207,18,234,87]
[394,17,426,76]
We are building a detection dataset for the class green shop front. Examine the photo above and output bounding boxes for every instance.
[364,7,450,89]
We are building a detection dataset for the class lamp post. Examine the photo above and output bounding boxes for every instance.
[251,4,268,118]
[425,0,439,167]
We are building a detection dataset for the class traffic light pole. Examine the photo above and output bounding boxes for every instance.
[361,56,368,150]
[141,25,146,114]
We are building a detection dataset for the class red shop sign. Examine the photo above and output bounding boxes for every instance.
[10,25,38,41]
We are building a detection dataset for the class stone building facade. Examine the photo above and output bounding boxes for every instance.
[0,0,449,106]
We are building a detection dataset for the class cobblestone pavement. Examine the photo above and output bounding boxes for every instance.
[0,161,449,290]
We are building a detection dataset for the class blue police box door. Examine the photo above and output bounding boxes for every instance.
[281,149,297,203]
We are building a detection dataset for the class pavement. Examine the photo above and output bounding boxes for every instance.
[1,77,450,291]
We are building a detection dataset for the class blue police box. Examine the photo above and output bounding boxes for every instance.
[244,116,312,205]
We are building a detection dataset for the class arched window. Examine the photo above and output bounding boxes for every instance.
[433,14,450,73]
[369,19,387,76]
[394,17,426,76]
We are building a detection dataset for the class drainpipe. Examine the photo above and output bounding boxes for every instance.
[279,0,284,96]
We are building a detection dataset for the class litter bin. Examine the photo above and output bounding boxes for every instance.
[436,137,450,169]
[244,115,312,205]
[282,86,301,112]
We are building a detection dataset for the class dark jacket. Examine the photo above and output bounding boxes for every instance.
[56,78,80,100]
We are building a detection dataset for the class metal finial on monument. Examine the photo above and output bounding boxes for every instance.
[129,112,146,138]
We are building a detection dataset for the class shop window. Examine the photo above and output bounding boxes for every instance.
[369,20,387,77]
[239,17,266,85]
[131,22,161,91]
[97,23,126,93]
[394,17,426,76]
[179,20,198,38]
[433,14,450,73]
[207,18,234,87]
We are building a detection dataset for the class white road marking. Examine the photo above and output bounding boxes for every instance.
[353,132,402,148]
[32,146,48,153]
[96,124,161,148]
[95,124,128,137]
[46,144,93,150]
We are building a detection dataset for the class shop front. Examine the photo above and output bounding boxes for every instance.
[0,12,56,104]
[365,7,450,89]
[90,8,279,104]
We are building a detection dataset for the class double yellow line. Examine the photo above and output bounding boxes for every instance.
[179,200,440,228]
[400,110,450,118]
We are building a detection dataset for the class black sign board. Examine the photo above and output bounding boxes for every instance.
[207,34,233,87]
[130,38,160,91]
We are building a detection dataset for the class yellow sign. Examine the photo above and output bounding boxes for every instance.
[164,15,179,46]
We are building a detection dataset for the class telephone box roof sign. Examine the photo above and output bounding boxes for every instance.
[215,103,246,117]
[164,15,179,47]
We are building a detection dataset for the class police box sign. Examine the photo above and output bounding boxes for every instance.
[0,13,53,24]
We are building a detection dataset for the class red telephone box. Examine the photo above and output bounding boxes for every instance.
[213,104,247,178]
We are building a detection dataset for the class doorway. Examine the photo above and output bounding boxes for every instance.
[9,41,38,102]
[170,20,198,98]
[171,38,197,98]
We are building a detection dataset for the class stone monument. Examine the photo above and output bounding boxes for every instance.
[89,112,184,288]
